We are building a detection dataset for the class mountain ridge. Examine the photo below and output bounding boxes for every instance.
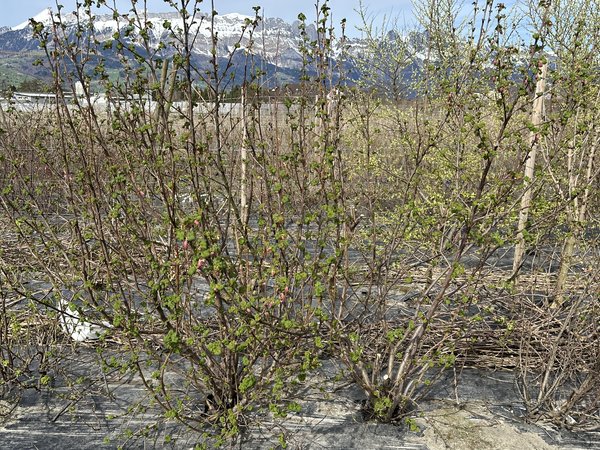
[0,7,428,91]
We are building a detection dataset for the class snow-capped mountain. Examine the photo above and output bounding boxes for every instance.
[12,7,55,30]
[0,7,355,85]
[0,7,442,91]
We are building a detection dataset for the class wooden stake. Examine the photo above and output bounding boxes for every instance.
[512,61,547,280]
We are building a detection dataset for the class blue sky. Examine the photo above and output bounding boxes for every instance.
[2,1,415,36]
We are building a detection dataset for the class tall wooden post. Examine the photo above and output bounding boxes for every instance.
[240,83,248,226]
[512,61,547,279]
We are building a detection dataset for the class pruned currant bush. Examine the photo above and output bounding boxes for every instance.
[513,0,600,430]
[0,0,353,444]
[331,0,584,423]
